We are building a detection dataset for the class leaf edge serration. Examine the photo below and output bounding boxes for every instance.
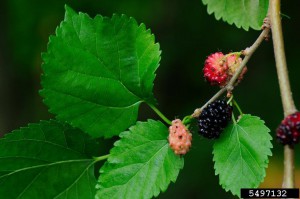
[201,0,269,31]
[40,5,161,138]
[212,114,273,197]
[96,119,184,199]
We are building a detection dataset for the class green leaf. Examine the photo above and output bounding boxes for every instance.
[0,120,99,199]
[41,6,161,138]
[96,120,184,199]
[201,0,269,30]
[213,114,272,197]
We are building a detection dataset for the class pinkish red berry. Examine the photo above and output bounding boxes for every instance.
[226,54,242,76]
[276,112,300,146]
[203,52,228,86]
[203,52,247,87]
[226,54,247,85]
[168,119,192,155]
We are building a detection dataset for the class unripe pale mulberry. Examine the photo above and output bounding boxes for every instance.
[168,119,192,155]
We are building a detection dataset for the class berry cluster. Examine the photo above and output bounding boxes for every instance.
[203,52,247,86]
[198,99,233,139]
[276,112,300,146]
[168,119,192,155]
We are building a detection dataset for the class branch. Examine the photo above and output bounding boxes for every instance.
[269,0,297,188]
[226,28,270,91]
[192,24,270,118]
[269,1,297,116]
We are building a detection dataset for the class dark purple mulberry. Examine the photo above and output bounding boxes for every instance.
[276,112,300,146]
[198,99,233,139]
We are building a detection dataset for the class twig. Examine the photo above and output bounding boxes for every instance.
[269,1,297,116]
[192,88,226,117]
[269,0,297,188]
[192,24,270,118]
[283,146,295,188]
[226,28,270,91]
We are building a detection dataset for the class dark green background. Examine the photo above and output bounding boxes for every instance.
[0,0,299,198]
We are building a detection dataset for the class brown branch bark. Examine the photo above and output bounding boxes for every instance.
[269,0,297,189]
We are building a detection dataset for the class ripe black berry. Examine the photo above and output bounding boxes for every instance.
[198,99,233,139]
[276,112,300,146]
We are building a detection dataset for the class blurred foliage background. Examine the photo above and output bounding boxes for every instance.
[0,0,300,198]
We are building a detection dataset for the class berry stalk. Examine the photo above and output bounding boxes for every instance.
[269,0,297,189]
[233,99,243,115]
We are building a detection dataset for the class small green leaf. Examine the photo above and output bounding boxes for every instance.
[41,6,161,138]
[0,120,99,199]
[213,114,272,197]
[96,120,184,199]
[201,0,269,30]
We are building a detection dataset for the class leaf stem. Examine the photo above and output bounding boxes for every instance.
[231,112,237,124]
[192,25,270,118]
[233,99,243,115]
[269,0,297,188]
[148,103,172,125]
[227,94,234,104]
[93,154,110,162]
[182,115,193,125]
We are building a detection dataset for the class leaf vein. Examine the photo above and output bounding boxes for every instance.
[108,143,168,192]
[53,162,93,199]
[2,139,83,157]
[16,168,45,199]
[47,88,141,109]
[0,159,92,180]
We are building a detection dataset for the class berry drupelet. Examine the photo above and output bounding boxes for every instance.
[276,112,300,146]
[198,99,233,139]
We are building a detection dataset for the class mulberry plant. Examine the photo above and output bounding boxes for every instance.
[0,0,298,198]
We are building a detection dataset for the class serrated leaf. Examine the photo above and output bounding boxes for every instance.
[41,6,161,138]
[96,120,184,199]
[213,114,272,197]
[0,120,99,199]
[201,0,269,30]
